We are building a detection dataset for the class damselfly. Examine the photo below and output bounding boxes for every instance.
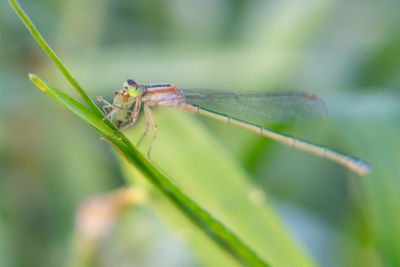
[97,79,370,175]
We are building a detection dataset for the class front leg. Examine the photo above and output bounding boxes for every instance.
[96,96,131,122]
[96,96,114,114]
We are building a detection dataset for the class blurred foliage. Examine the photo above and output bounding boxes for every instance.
[1,0,400,266]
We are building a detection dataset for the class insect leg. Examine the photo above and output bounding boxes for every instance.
[146,104,158,160]
[137,102,150,148]
[101,108,120,122]
[96,96,129,122]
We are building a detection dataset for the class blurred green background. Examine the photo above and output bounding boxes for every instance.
[1,0,400,266]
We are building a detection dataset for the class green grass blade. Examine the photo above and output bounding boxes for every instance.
[8,0,106,121]
[28,74,115,137]
[29,73,270,266]
[337,117,400,266]
[121,108,317,267]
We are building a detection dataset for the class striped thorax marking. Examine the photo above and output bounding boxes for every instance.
[144,84,185,106]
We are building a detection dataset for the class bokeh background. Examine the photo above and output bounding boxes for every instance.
[1,0,400,266]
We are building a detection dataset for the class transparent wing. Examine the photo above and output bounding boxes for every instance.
[181,89,327,125]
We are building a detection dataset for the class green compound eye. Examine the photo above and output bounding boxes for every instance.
[128,86,143,97]
[122,79,142,97]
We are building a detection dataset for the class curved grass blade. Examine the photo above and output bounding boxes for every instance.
[28,74,116,137]
[122,108,317,267]
[29,74,270,266]
[8,0,109,125]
